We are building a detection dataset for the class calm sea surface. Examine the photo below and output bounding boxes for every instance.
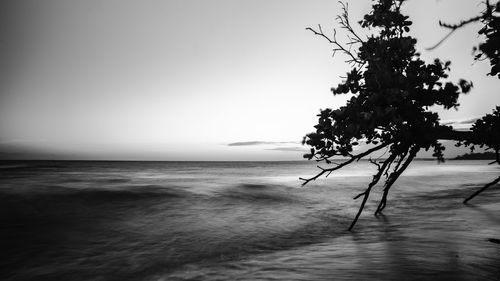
[1,160,499,280]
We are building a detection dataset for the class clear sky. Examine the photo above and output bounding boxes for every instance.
[0,0,498,160]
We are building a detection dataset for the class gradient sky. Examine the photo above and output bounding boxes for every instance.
[0,0,498,160]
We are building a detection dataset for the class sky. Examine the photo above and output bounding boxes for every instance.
[0,0,498,160]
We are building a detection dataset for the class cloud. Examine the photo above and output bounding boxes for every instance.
[441,117,479,131]
[441,117,478,126]
[456,118,479,124]
[227,140,306,155]
[265,146,308,152]
[227,141,298,146]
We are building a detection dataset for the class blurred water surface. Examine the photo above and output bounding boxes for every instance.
[0,160,499,280]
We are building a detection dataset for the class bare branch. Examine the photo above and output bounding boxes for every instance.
[488,160,498,165]
[306,4,365,67]
[439,15,483,30]
[348,153,398,231]
[368,158,381,170]
[463,175,500,204]
[300,142,389,186]
[426,29,457,51]
[427,0,494,50]
[375,146,419,214]
[306,26,362,65]
[337,1,364,44]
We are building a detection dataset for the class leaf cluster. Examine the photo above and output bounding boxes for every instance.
[303,0,472,163]
[302,0,499,230]
[457,106,500,163]
[475,2,500,78]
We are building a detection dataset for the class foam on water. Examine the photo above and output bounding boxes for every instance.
[0,160,499,280]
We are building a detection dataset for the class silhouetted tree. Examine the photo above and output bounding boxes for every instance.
[301,0,499,230]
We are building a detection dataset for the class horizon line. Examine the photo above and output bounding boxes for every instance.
[0,157,468,162]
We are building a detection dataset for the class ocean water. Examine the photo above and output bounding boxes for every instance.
[0,160,499,280]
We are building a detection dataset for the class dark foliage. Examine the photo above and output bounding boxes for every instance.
[474,1,500,78]
[302,0,500,230]
[454,151,497,160]
[460,106,500,164]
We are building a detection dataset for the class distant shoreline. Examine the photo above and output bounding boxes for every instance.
[0,158,496,162]
[452,152,497,160]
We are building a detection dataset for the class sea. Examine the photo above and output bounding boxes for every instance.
[1,160,499,281]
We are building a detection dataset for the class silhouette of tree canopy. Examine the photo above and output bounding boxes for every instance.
[301,0,500,230]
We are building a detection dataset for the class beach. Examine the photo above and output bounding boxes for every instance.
[1,160,499,280]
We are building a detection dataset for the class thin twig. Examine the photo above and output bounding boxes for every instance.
[463,175,500,204]
[306,26,362,65]
[427,0,494,50]
[300,143,389,186]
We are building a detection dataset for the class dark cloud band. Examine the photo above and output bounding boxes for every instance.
[227,141,298,147]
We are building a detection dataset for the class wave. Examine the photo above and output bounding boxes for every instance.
[214,183,299,203]
[3,178,500,280]
[0,164,30,170]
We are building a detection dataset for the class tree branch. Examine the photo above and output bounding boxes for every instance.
[375,146,419,214]
[463,175,500,204]
[349,153,398,231]
[427,0,494,50]
[337,1,365,44]
[306,25,363,65]
[300,142,389,186]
